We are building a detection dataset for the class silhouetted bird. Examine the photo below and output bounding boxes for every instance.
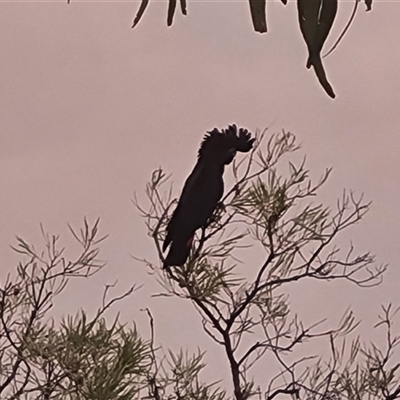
[162,125,255,268]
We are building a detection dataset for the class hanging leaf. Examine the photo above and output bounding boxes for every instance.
[130,0,372,97]
[248,0,267,33]
[132,0,150,28]
[323,0,358,59]
[180,0,187,15]
[167,0,178,26]
[309,58,335,98]
[297,0,337,98]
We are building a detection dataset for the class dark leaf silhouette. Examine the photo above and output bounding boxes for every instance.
[132,0,149,28]
[323,0,359,59]
[180,0,187,15]
[297,0,338,98]
[248,0,267,33]
[131,0,374,98]
[132,0,186,29]
[163,125,255,268]
[167,0,177,26]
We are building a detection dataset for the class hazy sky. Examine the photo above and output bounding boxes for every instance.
[1,0,399,389]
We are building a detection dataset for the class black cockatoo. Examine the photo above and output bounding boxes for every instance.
[162,125,255,268]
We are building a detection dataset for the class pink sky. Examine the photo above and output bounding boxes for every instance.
[1,0,400,388]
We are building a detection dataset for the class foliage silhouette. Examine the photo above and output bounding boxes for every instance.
[135,128,400,400]
[131,0,374,98]
[1,130,399,400]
